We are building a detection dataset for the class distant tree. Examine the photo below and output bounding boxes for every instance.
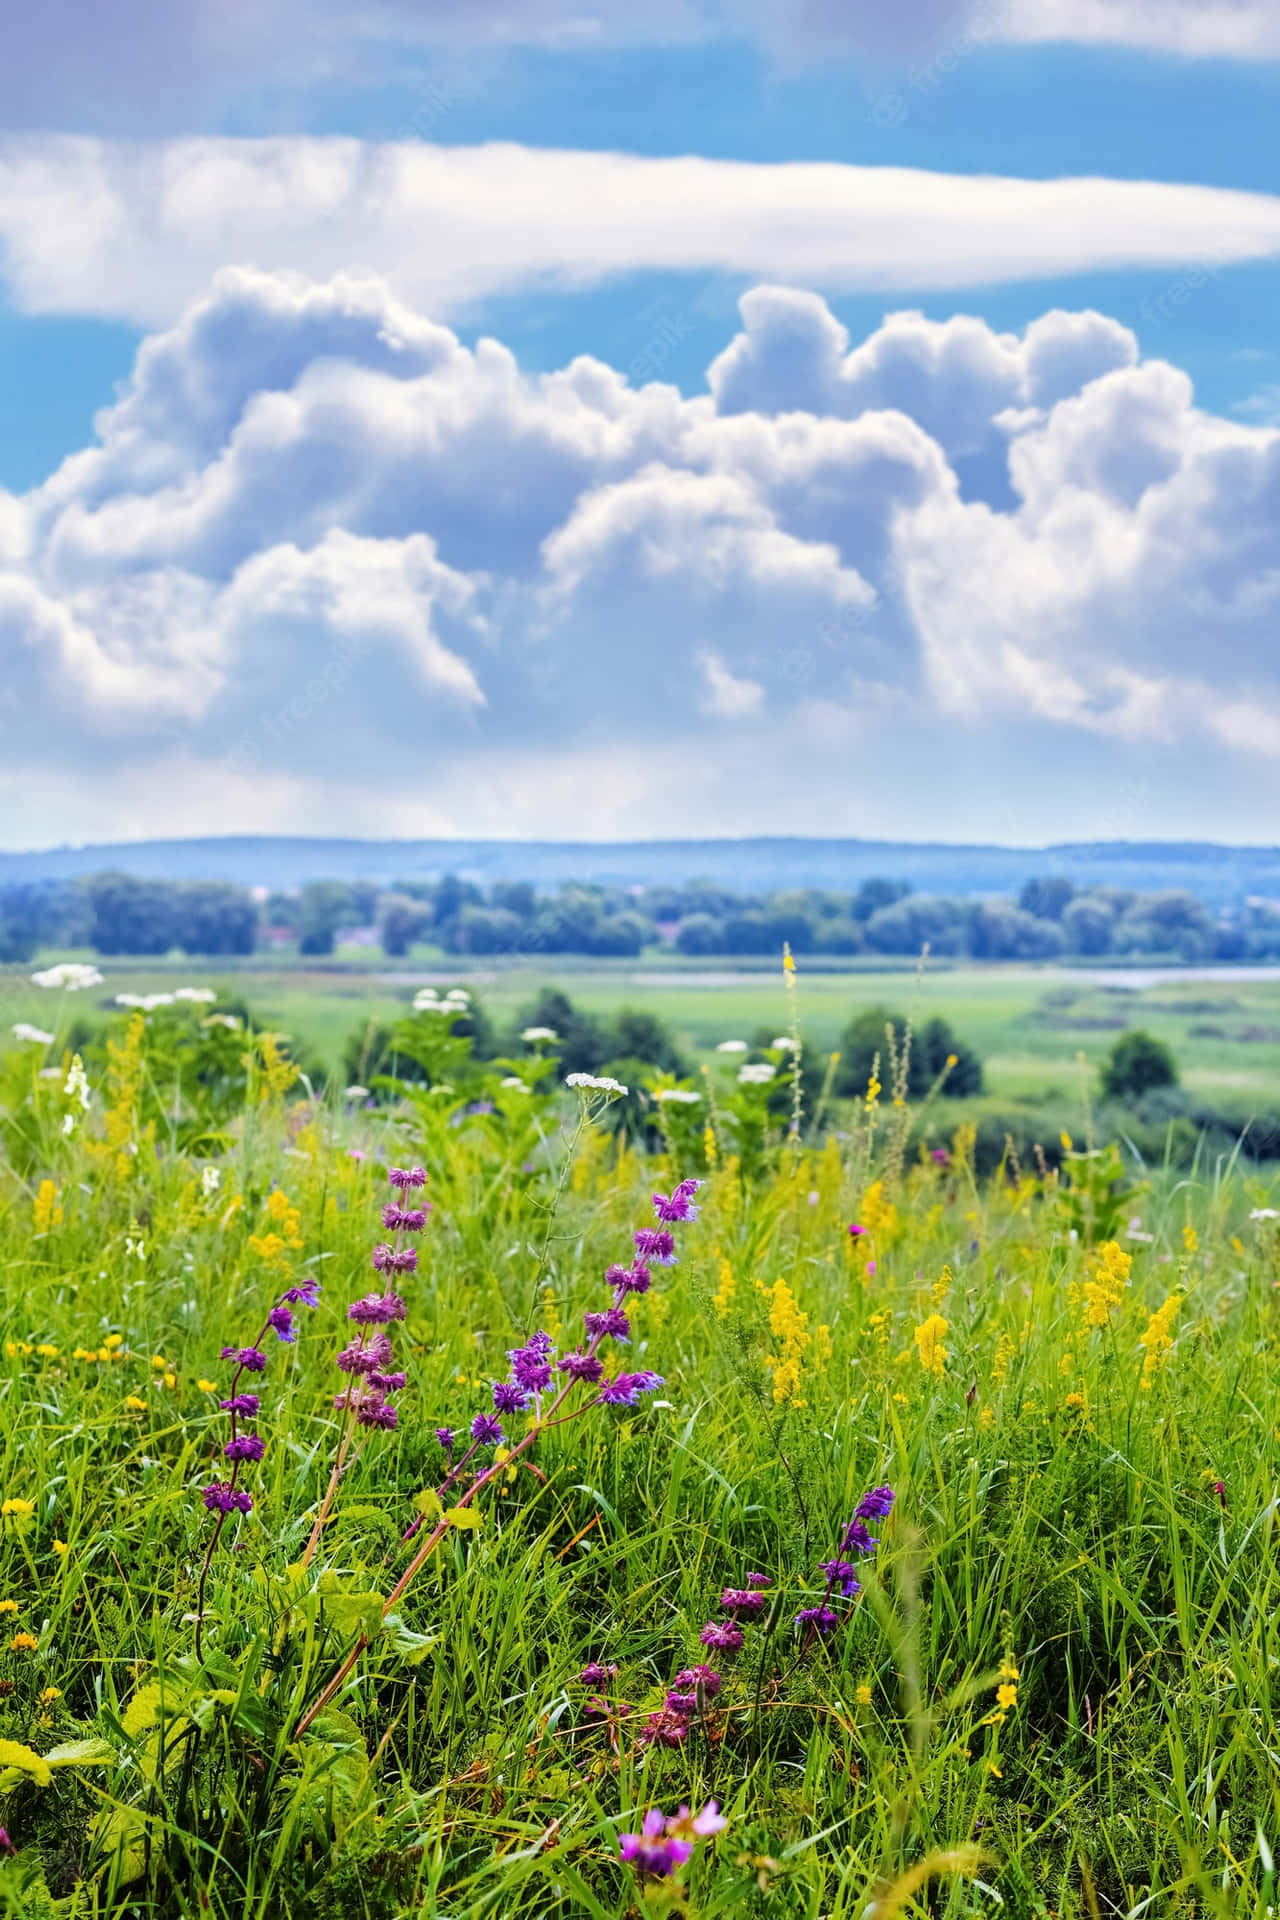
[605,1009,688,1077]
[298,881,355,957]
[379,893,432,958]
[864,895,967,957]
[852,878,910,923]
[490,880,536,920]
[675,912,726,956]
[1019,875,1075,920]
[834,1006,982,1099]
[813,916,863,955]
[452,905,525,955]
[968,903,1065,960]
[1062,896,1114,955]
[1100,1029,1179,1102]
[85,872,179,956]
[172,882,257,956]
[0,881,82,962]
[511,989,605,1076]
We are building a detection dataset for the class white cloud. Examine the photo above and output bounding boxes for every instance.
[3,266,1280,845]
[3,139,1280,327]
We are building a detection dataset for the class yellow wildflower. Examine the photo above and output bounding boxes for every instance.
[4,1340,33,1359]
[702,1122,718,1169]
[264,1186,304,1248]
[1182,1224,1199,1255]
[931,1264,952,1310]
[72,1347,98,1363]
[32,1179,62,1232]
[1060,1130,1073,1152]
[542,1286,563,1347]
[35,1344,60,1360]
[124,1395,148,1413]
[52,1541,68,1558]
[763,1275,811,1405]
[996,1682,1018,1712]
[914,1313,949,1379]
[39,1687,62,1706]
[1138,1292,1182,1389]
[151,1355,168,1370]
[103,1334,124,1350]
[10,1632,39,1652]
[855,1684,872,1706]
[197,1378,218,1393]
[1064,1392,1085,1409]
[1,1499,35,1519]
[1081,1240,1132,1331]
[246,1230,289,1269]
[892,1391,910,1406]
[162,1372,177,1390]
[0,1600,17,1615]
[712,1256,736,1317]
[813,1323,833,1370]
[860,1179,898,1241]
[978,1404,994,1429]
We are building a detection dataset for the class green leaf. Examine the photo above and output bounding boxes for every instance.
[0,1738,53,1786]
[321,1589,385,1640]
[44,1737,116,1768]
[412,1487,444,1520]
[383,1612,439,1665]
[443,1507,483,1531]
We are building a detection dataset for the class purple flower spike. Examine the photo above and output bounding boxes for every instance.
[267,1305,297,1343]
[855,1484,896,1521]
[699,1621,744,1651]
[336,1332,393,1374]
[584,1306,630,1341]
[347,1292,407,1325]
[221,1345,267,1373]
[367,1369,407,1392]
[557,1351,604,1383]
[281,1279,321,1307]
[224,1434,265,1462]
[745,1572,771,1589]
[666,1689,699,1714]
[795,1604,840,1635]
[509,1337,554,1394]
[633,1228,676,1266]
[434,1426,455,1455]
[598,1370,664,1406]
[354,1393,398,1430]
[202,1482,253,1514]
[372,1244,418,1274]
[470,1413,503,1445]
[219,1393,260,1417]
[720,1587,766,1615]
[388,1165,428,1189]
[674,1665,721,1695]
[382,1203,431,1231]
[579,1661,618,1686]
[653,1188,700,1224]
[492,1379,531,1414]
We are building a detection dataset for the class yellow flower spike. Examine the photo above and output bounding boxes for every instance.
[914,1313,949,1379]
[1080,1240,1131,1331]
[32,1180,63,1232]
[712,1256,736,1316]
[1138,1292,1182,1389]
[978,1405,995,1429]
[10,1632,39,1652]
[1182,1224,1199,1255]
[1,1499,35,1519]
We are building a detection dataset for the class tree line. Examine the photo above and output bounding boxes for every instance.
[3,867,1279,964]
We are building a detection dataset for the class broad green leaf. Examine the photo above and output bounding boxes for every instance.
[443,1507,482,1530]
[121,1683,166,1738]
[320,1589,385,1639]
[413,1487,443,1520]
[383,1612,439,1665]
[44,1737,116,1768]
[0,1737,53,1786]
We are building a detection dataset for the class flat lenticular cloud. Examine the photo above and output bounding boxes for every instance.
[3,138,1280,326]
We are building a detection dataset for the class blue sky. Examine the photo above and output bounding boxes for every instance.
[1,0,1278,846]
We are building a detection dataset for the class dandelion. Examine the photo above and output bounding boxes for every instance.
[0,1602,16,1616]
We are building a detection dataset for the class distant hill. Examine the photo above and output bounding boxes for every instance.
[3,835,1280,909]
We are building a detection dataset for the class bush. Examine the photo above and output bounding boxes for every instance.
[834,1007,983,1100]
[1100,1029,1179,1102]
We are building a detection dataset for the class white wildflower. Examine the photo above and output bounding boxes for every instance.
[64,1055,91,1110]
[565,1072,628,1096]
[202,1014,242,1031]
[31,962,103,991]
[716,1039,748,1054]
[738,1062,776,1086]
[444,989,470,1006]
[11,1023,54,1045]
[125,1236,146,1262]
[655,1088,701,1104]
[343,1085,371,1101]
[173,987,217,1004]
[521,1026,559,1043]
[771,1035,797,1051]
[116,992,175,1012]
[201,1166,221,1197]
[500,1076,529,1091]
[1249,1207,1280,1221]
[61,1113,76,1136]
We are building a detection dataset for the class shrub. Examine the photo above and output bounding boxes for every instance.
[1100,1029,1179,1102]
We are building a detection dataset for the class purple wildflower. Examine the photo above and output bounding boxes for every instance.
[202,1482,253,1515]
[219,1394,260,1417]
[224,1434,265,1463]
[492,1379,531,1414]
[671,1177,702,1204]
[848,1222,866,1239]
[855,1485,896,1522]
[720,1587,767,1615]
[579,1661,618,1686]
[336,1332,393,1375]
[745,1572,771,1589]
[584,1306,630,1341]
[382,1203,431,1231]
[509,1338,554,1394]
[633,1228,676,1266]
[666,1690,700,1714]
[819,1558,862,1597]
[388,1165,428,1189]
[614,1261,652,1294]
[354,1393,398,1430]
[795,1605,840,1635]
[347,1292,407,1325]
[221,1345,267,1373]
[841,1518,879,1556]
[371,1244,418,1275]
[434,1426,455,1455]
[619,1812,694,1877]
[699,1621,744,1651]
[636,1710,691,1750]
[557,1351,604,1383]
[281,1279,321,1307]
[653,1188,699,1223]
[598,1370,664,1406]
[674,1665,721,1695]
[267,1305,296,1343]
[470,1412,503,1445]
[367,1370,407,1392]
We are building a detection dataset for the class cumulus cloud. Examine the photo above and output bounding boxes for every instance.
[3,266,1280,844]
[3,139,1280,327]
[0,0,1274,131]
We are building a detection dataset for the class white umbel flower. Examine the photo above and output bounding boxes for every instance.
[715,1039,748,1054]
[565,1072,628,1096]
[738,1062,776,1086]
[655,1088,701,1104]
[11,1023,54,1045]
[173,987,217,1003]
[521,1026,559,1043]
[32,962,103,991]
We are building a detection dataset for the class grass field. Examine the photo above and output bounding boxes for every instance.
[0,994,1279,1916]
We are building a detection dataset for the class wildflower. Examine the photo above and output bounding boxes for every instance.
[720,1587,767,1615]
[12,1022,55,1045]
[224,1435,265,1462]
[219,1393,259,1416]
[174,987,217,1003]
[763,1273,811,1405]
[1215,1478,1227,1507]
[818,1559,862,1597]
[619,1809,702,1878]
[35,1344,59,1360]
[39,1686,61,1706]
[9,1633,39,1652]
[220,1345,267,1372]
[583,1306,629,1340]
[64,1056,91,1110]
[337,1333,394,1376]
[655,1087,700,1103]
[382,1203,430,1231]
[470,1413,503,1445]
[31,962,103,990]
[1081,1240,1132,1330]
[666,1689,699,1714]
[435,1427,455,1456]
[509,1336,554,1394]
[344,1085,371,1102]
[653,1183,701,1223]
[521,1026,558,1042]
[1138,1292,1182,1388]
[124,1395,148,1413]
[997,1682,1018,1711]
[281,1279,321,1307]
[737,1062,775,1086]
[841,1518,878,1555]
[745,1571,771,1589]
[637,1708,691,1748]
[347,1293,407,1325]
[674,1664,721,1694]
[0,1601,16,1615]
[716,1040,748,1053]
[668,1802,727,1841]
[580,1661,618,1685]
[52,1540,68,1558]
[609,1260,652,1294]
[1183,1224,1199,1255]
[598,1370,664,1405]
[371,1244,418,1274]
[352,1391,398,1429]
[795,1605,839,1635]
[565,1072,628,1095]
[914,1313,949,1379]
[202,1482,253,1514]
[699,1621,744,1651]
[557,1351,604,1383]
[856,1683,873,1705]
[492,1380,531,1414]
[267,1305,297,1343]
